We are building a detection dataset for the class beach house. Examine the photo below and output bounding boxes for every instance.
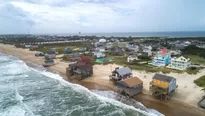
[152,49,171,66]
[149,74,177,100]
[169,56,191,70]
[66,61,93,79]
[109,67,143,97]
[45,51,56,59]
[109,67,132,81]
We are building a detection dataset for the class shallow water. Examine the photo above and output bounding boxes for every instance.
[0,53,163,116]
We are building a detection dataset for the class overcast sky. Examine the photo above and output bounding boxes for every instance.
[0,0,205,34]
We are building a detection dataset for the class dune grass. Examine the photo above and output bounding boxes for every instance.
[194,75,205,90]
[189,55,205,65]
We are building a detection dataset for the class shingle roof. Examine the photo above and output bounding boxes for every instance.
[152,74,175,83]
[116,67,132,76]
[121,77,142,87]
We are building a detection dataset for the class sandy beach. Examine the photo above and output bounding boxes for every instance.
[0,43,205,116]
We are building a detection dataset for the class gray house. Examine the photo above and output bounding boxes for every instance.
[109,67,143,97]
[109,67,132,81]
[109,46,124,56]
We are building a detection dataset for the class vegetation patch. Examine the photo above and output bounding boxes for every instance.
[188,55,205,65]
[194,75,205,90]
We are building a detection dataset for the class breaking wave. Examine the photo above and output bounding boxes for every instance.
[0,53,163,116]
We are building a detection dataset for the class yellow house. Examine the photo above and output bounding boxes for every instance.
[169,55,191,70]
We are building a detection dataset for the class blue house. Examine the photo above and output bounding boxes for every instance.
[152,49,171,66]
[65,48,72,54]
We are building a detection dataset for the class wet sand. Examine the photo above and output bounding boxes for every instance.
[0,44,205,116]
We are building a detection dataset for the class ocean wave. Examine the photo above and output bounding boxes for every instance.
[32,68,160,116]
[0,53,163,116]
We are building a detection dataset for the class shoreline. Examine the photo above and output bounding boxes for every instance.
[0,44,205,116]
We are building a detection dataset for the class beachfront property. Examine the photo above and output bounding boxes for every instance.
[45,51,56,59]
[68,53,81,62]
[109,67,143,97]
[127,55,138,63]
[42,59,55,67]
[149,74,177,100]
[109,67,133,81]
[66,61,93,79]
[152,49,171,66]
[168,56,191,70]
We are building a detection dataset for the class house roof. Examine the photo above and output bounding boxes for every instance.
[175,55,189,61]
[116,67,132,76]
[160,49,167,54]
[152,74,175,83]
[47,51,55,55]
[69,62,92,70]
[121,77,142,87]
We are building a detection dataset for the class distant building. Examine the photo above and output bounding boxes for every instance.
[93,52,105,59]
[30,45,39,50]
[109,46,124,56]
[127,55,138,63]
[152,49,171,66]
[168,56,191,70]
[142,49,152,57]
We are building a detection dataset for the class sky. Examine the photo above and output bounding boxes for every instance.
[0,0,205,34]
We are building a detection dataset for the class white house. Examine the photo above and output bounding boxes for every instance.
[142,49,152,57]
[168,56,191,70]
[127,55,138,63]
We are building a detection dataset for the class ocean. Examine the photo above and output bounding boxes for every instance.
[0,53,163,116]
[56,31,205,37]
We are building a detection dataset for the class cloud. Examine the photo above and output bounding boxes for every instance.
[0,0,205,34]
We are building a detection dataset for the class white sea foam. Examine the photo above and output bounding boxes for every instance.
[0,105,26,116]
[31,68,163,116]
[0,54,164,116]
[15,90,35,116]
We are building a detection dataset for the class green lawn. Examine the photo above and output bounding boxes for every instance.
[189,55,205,65]
[194,75,205,90]
[107,55,201,74]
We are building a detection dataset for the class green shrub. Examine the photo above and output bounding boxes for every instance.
[194,75,205,90]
